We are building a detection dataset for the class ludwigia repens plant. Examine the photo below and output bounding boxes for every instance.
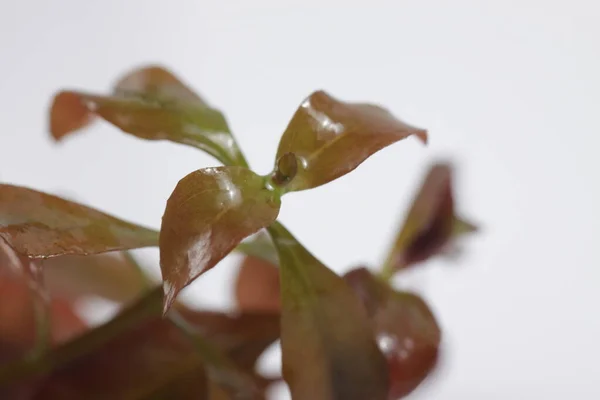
[0,66,476,399]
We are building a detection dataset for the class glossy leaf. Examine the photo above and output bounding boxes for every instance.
[234,255,281,312]
[344,268,441,399]
[267,222,388,400]
[160,167,281,312]
[274,91,427,191]
[381,163,477,276]
[50,65,247,167]
[0,184,158,259]
[33,318,209,400]
[44,252,150,303]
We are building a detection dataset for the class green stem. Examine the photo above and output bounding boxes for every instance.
[378,262,396,284]
[0,286,163,386]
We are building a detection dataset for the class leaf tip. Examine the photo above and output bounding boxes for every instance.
[49,91,93,141]
[415,128,428,144]
[162,280,177,315]
[454,217,479,235]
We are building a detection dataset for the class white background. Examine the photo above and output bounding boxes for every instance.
[1,1,599,398]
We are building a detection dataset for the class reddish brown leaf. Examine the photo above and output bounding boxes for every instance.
[177,308,280,371]
[159,167,280,313]
[344,268,441,399]
[381,163,477,276]
[274,91,427,191]
[32,318,208,400]
[168,311,266,399]
[0,276,86,350]
[49,92,95,140]
[234,255,281,313]
[0,184,158,259]
[114,65,207,105]
[44,252,149,303]
[267,222,389,400]
[50,65,247,167]
[0,243,86,359]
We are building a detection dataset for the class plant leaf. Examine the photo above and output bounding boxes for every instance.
[267,222,389,400]
[381,163,477,276]
[50,65,248,167]
[43,252,150,303]
[452,216,478,236]
[159,167,280,312]
[32,317,209,400]
[169,311,265,400]
[177,308,280,371]
[0,244,85,353]
[113,65,208,105]
[235,232,280,267]
[274,91,427,191]
[0,184,158,259]
[234,255,281,312]
[0,276,85,350]
[344,267,441,399]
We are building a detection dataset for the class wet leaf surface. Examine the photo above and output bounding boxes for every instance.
[0,184,158,259]
[382,163,477,276]
[159,166,280,312]
[344,268,441,399]
[50,65,247,166]
[275,91,427,191]
[234,255,281,313]
[267,222,388,400]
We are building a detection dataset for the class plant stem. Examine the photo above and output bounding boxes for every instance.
[378,263,396,284]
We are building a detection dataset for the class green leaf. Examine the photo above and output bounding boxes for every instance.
[159,167,280,312]
[452,216,478,236]
[274,91,427,192]
[50,65,248,167]
[381,163,477,278]
[0,184,158,259]
[267,222,389,400]
[344,268,441,400]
